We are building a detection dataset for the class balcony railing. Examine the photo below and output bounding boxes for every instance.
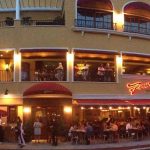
[124,24,150,35]
[21,19,65,26]
[0,70,13,82]
[75,19,115,30]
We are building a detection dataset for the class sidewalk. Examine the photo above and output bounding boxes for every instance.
[0,140,150,150]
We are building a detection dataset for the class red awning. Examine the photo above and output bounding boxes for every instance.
[73,99,150,106]
[23,83,72,97]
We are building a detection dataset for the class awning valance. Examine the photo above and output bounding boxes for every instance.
[23,83,72,98]
[73,99,150,106]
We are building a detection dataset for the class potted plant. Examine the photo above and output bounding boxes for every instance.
[5,17,14,26]
[22,17,32,25]
[53,16,65,25]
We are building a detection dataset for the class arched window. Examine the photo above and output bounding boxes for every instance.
[124,2,150,35]
[75,0,114,30]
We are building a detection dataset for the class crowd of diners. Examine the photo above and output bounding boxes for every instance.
[68,115,150,144]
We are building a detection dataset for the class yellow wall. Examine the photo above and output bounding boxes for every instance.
[0,0,149,105]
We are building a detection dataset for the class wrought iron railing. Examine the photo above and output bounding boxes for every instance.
[75,19,116,30]
[21,19,65,26]
[124,24,150,35]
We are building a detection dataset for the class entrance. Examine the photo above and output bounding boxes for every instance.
[23,83,72,141]
[32,106,63,140]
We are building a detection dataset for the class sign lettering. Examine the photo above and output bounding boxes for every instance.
[127,82,150,95]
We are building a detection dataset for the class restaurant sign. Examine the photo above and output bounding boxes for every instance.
[127,82,150,95]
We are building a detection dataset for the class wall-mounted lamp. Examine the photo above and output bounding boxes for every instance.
[4,88,8,95]
[5,64,9,71]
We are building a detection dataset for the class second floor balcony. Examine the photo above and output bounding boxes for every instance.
[124,23,150,35]
[75,19,115,30]
[21,17,65,26]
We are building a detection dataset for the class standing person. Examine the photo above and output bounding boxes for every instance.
[97,64,105,81]
[82,64,89,81]
[55,62,64,81]
[16,116,25,148]
[50,117,58,146]
[0,116,3,143]
[33,118,42,143]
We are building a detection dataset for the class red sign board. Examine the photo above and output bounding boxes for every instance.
[127,82,150,95]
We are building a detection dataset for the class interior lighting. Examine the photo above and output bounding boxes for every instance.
[99,107,103,110]
[118,106,122,110]
[113,11,124,31]
[81,107,85,110]
[101,110,109,112]
[14,52,21,63]
[116,56,123,67]
[23,107,31,114]
[5,64,9,71]
[127,107,131,109]
[18,106,23,120]
[118,110,123,113]
[90,107,94,110]
[143,107,146,109]
[109,106,112,110]
[67,52,74,62]
[64,106,72,113]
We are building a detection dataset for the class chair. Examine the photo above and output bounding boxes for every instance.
[71,131,78,144]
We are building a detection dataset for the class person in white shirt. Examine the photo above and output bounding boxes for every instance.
[126,120,133,131]
[33,118,42,143]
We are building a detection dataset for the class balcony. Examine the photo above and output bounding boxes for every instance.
[0,70,13,82]
[21,18,65,26]
[124,24,150,35]
[75,19,115,30]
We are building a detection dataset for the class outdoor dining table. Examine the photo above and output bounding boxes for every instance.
[103,129,119,143]
[71,129,86,144]
[128,128,144,141]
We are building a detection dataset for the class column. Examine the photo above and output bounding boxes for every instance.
[116,54,123,82]
[16,0,20,20]
[14,50,21,82]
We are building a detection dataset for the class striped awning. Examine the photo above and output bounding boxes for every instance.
[0,0,64,11]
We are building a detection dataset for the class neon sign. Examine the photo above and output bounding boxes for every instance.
[127,82,150,95]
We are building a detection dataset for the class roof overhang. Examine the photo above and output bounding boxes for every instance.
[0,0,64,12]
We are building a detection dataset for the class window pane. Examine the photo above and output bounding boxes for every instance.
[74,52,116,82]
[0,50,13,82]
[122,55,150,75]
[21,51,67,81]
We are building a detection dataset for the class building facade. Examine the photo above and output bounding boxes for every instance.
[0,0,149,131]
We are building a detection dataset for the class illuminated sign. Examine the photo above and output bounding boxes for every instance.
[127,82,150,95]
